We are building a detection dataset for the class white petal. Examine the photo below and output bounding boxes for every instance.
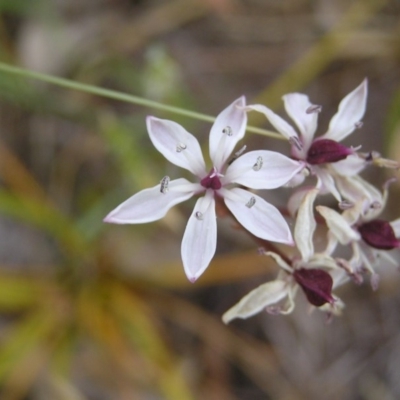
[280,285,297,315]
[224,150,304,189]
[147,116,206,177]
[294,188,318,261]
[181,190,217,282]
[283,93,318,152]
[222,280,288,323]
[209,97,247,171]
[317,205,360,245]
[390,218,400,238]
[334,175,384,219]
[104,178,199,224]
[329,155,366,176]
[265,251,292,272]
[245,104,299,141]
[315,167,341,201]
[323,79,368,142]
[287,186,314,217]
[222,188,294,244]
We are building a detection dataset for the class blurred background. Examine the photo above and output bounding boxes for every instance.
[0,0,400,399]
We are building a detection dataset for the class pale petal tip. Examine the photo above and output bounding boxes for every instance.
[235,95,246,107]
[103,215,113,223]
[188,276,197,283]
[222,313,232,324]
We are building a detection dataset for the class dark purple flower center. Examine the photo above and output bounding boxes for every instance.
[293,268,334,307]
[200,167,222,190]
[358,219,400,250]
[306,139,353,165]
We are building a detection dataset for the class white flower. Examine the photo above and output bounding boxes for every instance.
[222,190,344,323]
[104,97,304,282]
[317,195,400,287]
[246,80,368,201]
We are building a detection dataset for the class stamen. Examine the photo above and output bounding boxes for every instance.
[289,136,303,151]
[370,201,382,210]
[195,211,203,220]
[306,104,322,114]
[222,126,233,136]
[252,156,263,171]
[228,145,247,165]
[246,197,256,208]
[176,142,187,152]
[235,145,247,156]
[257,247,267,255]
[354,121,363,129]
[338,200,354,210]
[160,176,170,194]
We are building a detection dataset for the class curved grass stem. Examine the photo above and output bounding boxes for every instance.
[0,62,282,140]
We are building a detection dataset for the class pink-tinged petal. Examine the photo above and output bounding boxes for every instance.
[245,104,299,142]
[323,79,368,142]
[294,189,318,261]
[147,116,206,177]
[223,150,304,189]
[330,155,366,176]
[209,97,247,170]
[315,167,341,201]
[181,190,217,282]
[104,178,199,224]
[283,93,318,152]
[222,188,294,244]
[222,280,288,323]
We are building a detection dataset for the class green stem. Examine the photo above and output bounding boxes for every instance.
[0,62,283,140]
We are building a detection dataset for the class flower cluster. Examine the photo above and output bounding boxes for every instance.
[104,80,399,322]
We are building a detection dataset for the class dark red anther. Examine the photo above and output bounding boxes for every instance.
[306,139,353,165]
[200,168,222,190]
[358,219,400,250]
[293,268,334,307]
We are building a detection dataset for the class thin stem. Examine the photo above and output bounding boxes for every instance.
[0,62,283,140]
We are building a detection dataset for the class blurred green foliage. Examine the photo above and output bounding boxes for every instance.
[0,0,398,399]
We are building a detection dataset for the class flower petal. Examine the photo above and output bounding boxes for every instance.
[222,280,288,323]
[323,79,368,142]
[294,188,318,261]
[104,178,199,224]
[223,188,294,244]
[334,175,384,219]
[330,155,366,176]
[245,104,299,141]
[315,167,341,201]
[181,190,217,282]
[224,150,304,189]
[390,218,400,238]
[209,97,247,170]
[287,186,314,217]
[317,205,361,245]
[283,93,318,152]
[147,116,206,177]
